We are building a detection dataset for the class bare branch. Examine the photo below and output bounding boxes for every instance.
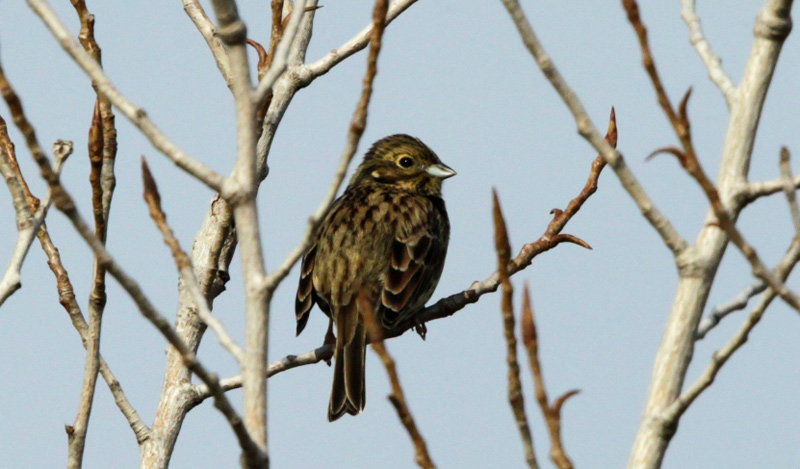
[521,284,577,469]
[360,290,436,469]
[658,94,800,314]
[26,0,226,192]
[142,158,243,363]
[680,0,737,105]
[0,111,72,307]
[665,238,800,423]
[697,235,800,339]
[499,0,688,257]
[780,147,800,233]
[68,101,108,469]
[493,191,538,469]
[300,0,419,83]
[183,0,232,87]
[264,0,389,293]
[206,0,271,459]
[740,174,800,204]
[252,0,310,108]
[191,345,334,404]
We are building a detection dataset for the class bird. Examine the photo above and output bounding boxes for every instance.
[295,134,455,421]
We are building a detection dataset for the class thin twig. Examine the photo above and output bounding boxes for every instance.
[521,284,577,469]
[191,344,334,403]
[780,147,800,234]
[263,0,389,293]
[26,0,225,192]
[741,174,800,205]
[697,150,800,339]
[299,0,418,84]
[65,3,120,458]
[68,102,107,469]
[697,236,800,339]
[182,0,232,87]
[360,291,435,469]
[493,190,538,469]
[252,0,310,107]
[142,158,243,363]
[695,280,766,339]
[499,0,688,257]
[680,0,736,106]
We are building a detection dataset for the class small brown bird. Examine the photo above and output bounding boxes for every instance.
[295,134,455,421]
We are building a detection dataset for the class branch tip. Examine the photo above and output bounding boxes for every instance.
[552,389,581,416]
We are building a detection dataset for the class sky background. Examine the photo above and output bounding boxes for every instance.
[1,0,798,467]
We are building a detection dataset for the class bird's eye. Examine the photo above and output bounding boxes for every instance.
[398,157,414,168]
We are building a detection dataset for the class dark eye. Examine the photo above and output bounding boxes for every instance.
[399,157,414,168]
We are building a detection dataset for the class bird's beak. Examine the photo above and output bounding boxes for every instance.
[426,163,457,179]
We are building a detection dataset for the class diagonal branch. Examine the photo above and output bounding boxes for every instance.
[0,98,150,441]
[300,0,419,84]
[360,290,435,469]
[680,0,736,106]
[142,158,243,363]
[499,0,688,257]
[183,0,232,87]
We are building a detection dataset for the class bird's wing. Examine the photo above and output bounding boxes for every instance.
[295,243,318,336]
[379,198,448,329]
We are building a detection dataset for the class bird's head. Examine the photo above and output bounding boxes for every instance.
[349,134,456,196]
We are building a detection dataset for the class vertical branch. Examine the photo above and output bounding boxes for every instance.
[493,190,539,469]
[780,147,800,234]
[359,292,435,469]
[64,3,119,462]
[67,103,107,469]
[208,0,271,461]
[521,284,578,469]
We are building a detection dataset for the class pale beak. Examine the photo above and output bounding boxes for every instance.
[426,163,457,179]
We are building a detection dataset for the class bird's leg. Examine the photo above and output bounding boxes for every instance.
[322,318,336,366]
[413,316,428,341]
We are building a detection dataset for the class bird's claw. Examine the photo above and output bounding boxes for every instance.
[414,318,428,340]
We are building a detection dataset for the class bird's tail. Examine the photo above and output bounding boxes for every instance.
[328,319,367,422]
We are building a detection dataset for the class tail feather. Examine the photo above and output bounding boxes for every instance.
[328,321,367,421]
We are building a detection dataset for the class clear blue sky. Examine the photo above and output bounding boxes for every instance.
[1,1,798,467]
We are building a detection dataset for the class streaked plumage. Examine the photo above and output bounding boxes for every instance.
[295,134,455,421]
